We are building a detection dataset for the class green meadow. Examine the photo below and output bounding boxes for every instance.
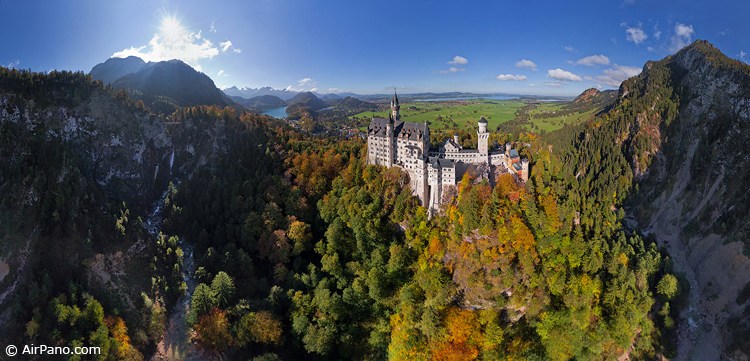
[351,99,526,130]
[525,102,598,132]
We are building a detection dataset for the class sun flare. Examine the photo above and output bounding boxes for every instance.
[160,16,184,40]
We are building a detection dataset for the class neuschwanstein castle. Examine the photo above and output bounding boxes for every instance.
[367,92,529,216]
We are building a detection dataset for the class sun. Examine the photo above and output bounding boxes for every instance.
[160,15,184,40]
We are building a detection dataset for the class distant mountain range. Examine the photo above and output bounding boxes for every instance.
[222,86,301,101]
[89,57,234,114]
[89,56,573,117]
[222,86,362,102]
[230,94,286,111]
[221,86,571,104]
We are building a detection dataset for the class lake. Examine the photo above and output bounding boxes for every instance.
[263,106,288,118]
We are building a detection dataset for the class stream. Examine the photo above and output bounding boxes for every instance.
[146,149,202,360]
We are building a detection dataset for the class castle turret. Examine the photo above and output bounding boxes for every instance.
[477,116,489,162]
[453,134,460,145]
[478,116,488,134]
[386,113,394,167]
[521,158,529,182]
[391,89,401,121]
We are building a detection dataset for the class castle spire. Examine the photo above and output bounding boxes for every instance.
[391,88,400,120]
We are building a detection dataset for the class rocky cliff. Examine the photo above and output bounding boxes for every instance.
[612,40,750,359]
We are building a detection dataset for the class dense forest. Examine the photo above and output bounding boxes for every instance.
[0,61,685,360]
[155,107,677,359]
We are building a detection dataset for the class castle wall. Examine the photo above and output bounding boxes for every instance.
[489,152,507,166]
[368,135,394,165]
[443,151,481,163]
[368,117,528,217]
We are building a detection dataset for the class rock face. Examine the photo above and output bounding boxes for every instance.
[571,88,617,109]
[0,74,232,213]
[616,40,750,358]
[1,91,171,210]
[573,88,602,104]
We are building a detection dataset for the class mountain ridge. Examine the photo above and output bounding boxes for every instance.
[583,39,750,358]
[90,57,235,114]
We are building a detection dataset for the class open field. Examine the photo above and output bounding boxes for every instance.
[525,102,598,132]
[351,99,527,130]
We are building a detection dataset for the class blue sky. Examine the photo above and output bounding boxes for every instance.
[1,0,748,96]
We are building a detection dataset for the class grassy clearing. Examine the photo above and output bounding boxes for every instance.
[351,99,526,130]
[525,102,598,132]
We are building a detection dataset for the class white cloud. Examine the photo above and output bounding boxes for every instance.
[653,24,662,40]
[515,59,537,70]
[438,56,468,73]
[669,23,695,53]
[113,16,223,71]
[675,23,694,37]
[448,55,468,65]
[624,24,647,44]
[217,69,224,76]
[496,74,527,81]
[217,69,229,77]
[740,51,747,62]
[563,46,577,53]
[575,54,610,66]
[233,48,242,54]
[285,78,319,92]
[596,64,642,87]
[437,66,465,74]
[5,59,19,69]
[220,40,233,52]
[547,68,582,82]
[210,20,217,33]
[544,81,563,87]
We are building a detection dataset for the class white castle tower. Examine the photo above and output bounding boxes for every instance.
[477,116,489,163]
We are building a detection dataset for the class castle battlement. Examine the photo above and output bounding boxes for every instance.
[366,92,528,216]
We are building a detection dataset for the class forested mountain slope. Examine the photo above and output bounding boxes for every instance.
[0,68,260,359]
[616,40,750,358]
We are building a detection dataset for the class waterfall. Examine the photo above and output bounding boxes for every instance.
[168,149,175,176]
